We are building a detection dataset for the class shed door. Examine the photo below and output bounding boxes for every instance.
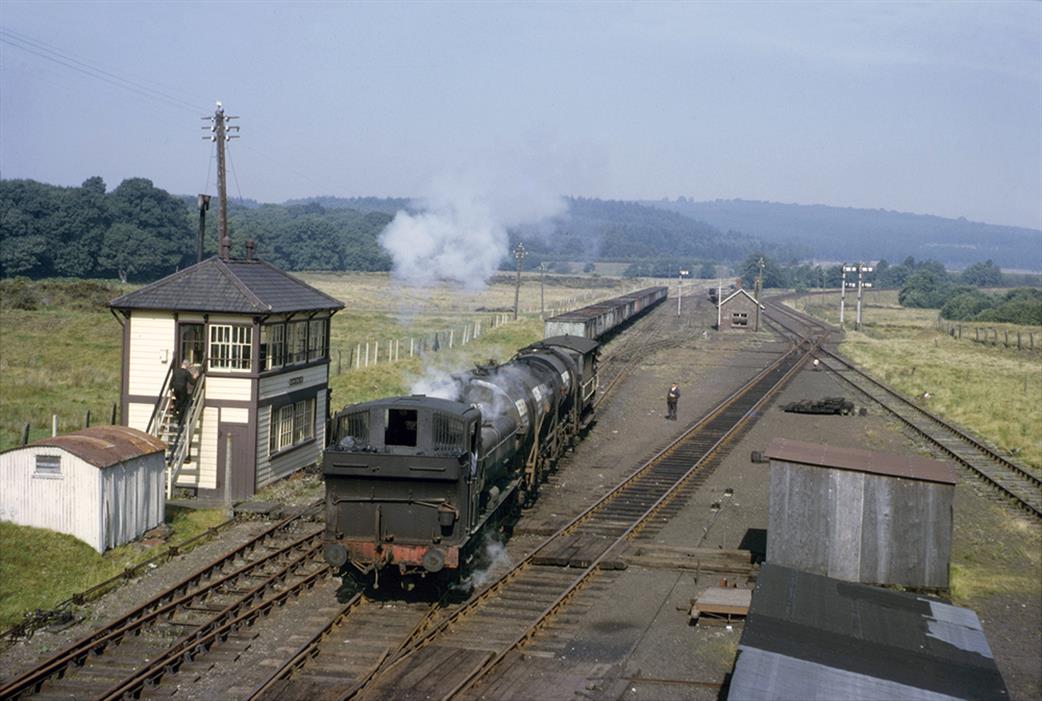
[217,423,254,501]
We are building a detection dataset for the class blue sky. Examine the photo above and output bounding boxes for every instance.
[2,1,1040,229]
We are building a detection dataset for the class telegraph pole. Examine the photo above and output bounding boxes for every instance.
[677,268,689,316]
[203,101,239,259]
[538,262,546,319]
[512,242,527,320]
[754,257,765,301]
[196,194,211,263]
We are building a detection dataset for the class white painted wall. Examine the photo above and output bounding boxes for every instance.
[100,454,165,550]
[258,364,328,401]
[1,446,164,553]
[221,407,249,423]
[128,312,175,397]
[127,402,154,433]
[206,377,252,402]
[177,406,219,490]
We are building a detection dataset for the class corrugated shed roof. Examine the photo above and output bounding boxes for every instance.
[18,426,166,469]
[762,437,954,481]
[766,437,957,485]
[109,257,344,314]
[729,564,1007,700]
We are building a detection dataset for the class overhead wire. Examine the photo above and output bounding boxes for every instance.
[0,26,206,114]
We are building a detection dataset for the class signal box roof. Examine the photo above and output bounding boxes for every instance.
[109,256,344,314]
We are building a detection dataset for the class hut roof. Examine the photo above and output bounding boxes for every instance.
[109,256,344,314]
[718,287,765,309]
[729,564,1006,700]
[21,426,166,469]
[766,437,957,485]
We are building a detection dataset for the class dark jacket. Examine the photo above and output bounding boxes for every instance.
[172,367,193,395]
[667,386,680,401]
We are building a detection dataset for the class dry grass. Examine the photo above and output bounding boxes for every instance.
[788,290,1042,472]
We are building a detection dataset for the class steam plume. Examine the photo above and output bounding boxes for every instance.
[379,174,565,289]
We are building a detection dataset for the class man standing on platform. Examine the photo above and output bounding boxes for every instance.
[666,382,680,420]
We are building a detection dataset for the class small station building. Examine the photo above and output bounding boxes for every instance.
[109,253,344,501]
[717,287,765,331]
[0,426,166,553]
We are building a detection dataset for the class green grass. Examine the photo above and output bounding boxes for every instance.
[789,290,1042,472]
[0,507,225,628]
[0,308,123,451]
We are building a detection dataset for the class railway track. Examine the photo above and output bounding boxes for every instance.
[331,338,812,700]
[0,502,326,701]
[766,301,1042,520]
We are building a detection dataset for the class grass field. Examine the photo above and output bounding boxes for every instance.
[0,507,225,628]
[0,272,637,626]
[790,290,1042,472]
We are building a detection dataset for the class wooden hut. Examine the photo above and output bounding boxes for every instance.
[109,254,344,501]
[729,564,1007,700]
[765,438,957,589]
[717,288,764,331]
[0,426,166,553]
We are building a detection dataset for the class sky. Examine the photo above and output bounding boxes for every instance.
[2,1,1040,230]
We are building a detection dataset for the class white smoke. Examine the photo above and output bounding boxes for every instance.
[379,173,566,290]
[408,367,462,400]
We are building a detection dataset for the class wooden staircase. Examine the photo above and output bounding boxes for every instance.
[148,369,205,497]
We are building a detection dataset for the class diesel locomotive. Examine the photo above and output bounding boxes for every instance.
[321,336,600,587]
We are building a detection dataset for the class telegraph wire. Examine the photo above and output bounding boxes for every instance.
[0,27,206,114]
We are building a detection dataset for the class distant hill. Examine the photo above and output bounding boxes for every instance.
[288,195,790,264]
[646,198,1042,270]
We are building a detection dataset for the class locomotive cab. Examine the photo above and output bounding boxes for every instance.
[323,396,481,581]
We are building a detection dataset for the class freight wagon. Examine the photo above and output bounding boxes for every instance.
[542,286,668,340]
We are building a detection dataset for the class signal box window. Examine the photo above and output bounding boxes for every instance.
[385,408,418,447]
[732,312,748,327]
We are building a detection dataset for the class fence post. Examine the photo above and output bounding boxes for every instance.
[410,338,414,357]
[83,410,91,429]
[337,350,342,375]
[364,342,370,367]
[111,402,118,424]
[449,329,454,348]
[1004,330,1008,347]
[52,414,58,437]
[20,422,30,446]
[356,343,361,369]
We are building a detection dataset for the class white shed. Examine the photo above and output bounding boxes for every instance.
[0,426,166,553]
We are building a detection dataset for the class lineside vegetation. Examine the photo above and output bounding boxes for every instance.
[790,290,1042,473]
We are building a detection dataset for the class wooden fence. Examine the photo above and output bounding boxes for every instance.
[937,321,1038,352]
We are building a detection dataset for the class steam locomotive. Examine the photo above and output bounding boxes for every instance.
[321,336,600,587]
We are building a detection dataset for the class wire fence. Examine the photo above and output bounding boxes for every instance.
[937,321,1039,352]
[330,286,647,374]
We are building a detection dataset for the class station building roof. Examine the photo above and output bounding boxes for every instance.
[729,564,1007,700]
[109,256,344,314]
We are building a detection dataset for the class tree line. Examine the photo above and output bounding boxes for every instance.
[0,178,393,282]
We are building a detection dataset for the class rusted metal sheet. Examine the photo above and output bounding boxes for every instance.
[346,541,460,569]
[27,426,165,469]
[690,586,752,624]
[766,437,957,485]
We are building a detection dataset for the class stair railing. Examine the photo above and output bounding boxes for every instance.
[166,374,206,498]
[147,363,176,436]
